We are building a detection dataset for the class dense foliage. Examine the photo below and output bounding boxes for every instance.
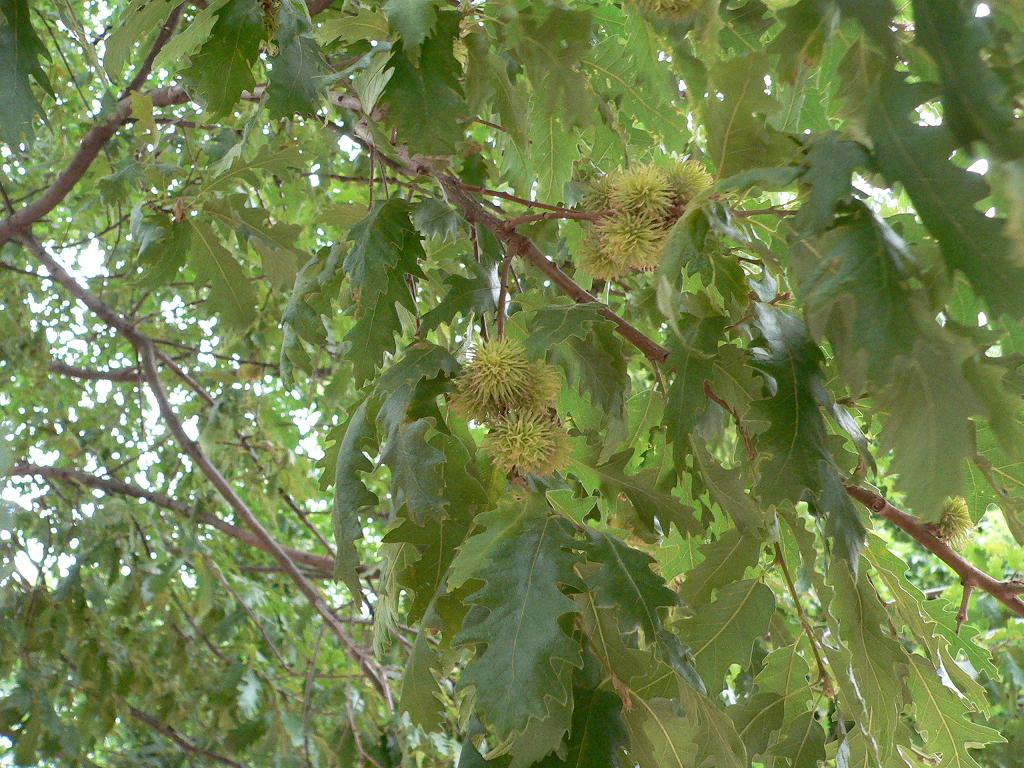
[2,0,1024,765]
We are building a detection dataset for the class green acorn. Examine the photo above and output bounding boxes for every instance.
[522,360,563,413]
[595,211,667,272]
[451,339,561,420]
[483,412,570,476]
[579,233,631,280]
[666,159,713,205]
[936,496,973,549]
[582,174,615,212]
[631,0,697,19]
[607,164,675,219]
[451,338,533,419]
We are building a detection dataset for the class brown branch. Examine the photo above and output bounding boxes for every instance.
[0,88,185,246]
[732,206,796,218]
[14,239,393,705]
[435,177,670,363]
[503,210,603,228]
[456,183,583,213]
[703,380,755,462]
[844,484,1024,618]
[126,705,244,767]
[122,3,183,96]
[6,463,335,576]
[956,584,973,634]
[139,342,394,707]
[48,360,140,383]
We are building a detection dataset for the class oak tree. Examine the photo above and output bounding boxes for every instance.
[1,0,1023,765]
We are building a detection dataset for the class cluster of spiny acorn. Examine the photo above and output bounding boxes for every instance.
[579,160,712,280]
[451,338,569,477]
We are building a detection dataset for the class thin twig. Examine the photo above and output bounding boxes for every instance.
[703,381,755,462]
[773,543,834,698]
[126,705,244,767]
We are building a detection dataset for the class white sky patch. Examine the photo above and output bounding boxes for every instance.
[967,158,989,175]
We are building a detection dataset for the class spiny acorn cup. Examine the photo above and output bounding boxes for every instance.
[666,159,713,204]
[607,164,674,219]
[483,412,570,477]
[451,338,561,420]
[594,211,667,272]
[936,496,973,549]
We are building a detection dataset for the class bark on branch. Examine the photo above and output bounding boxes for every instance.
[845,484,1024,617]
[6,463,335,576]
[18,236,394,707]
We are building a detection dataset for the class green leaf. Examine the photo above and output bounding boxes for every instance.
[343,201,423,303]
[380,419,445,523]
[878,340,979,518]
[187,219,258,329]
[182,0,265,117]
[794,133,867,235]
[792,205,918,391]
[420,263,498,332]
[754,642,814,724]
[454,501,583,740]
[663,313,725,469]
[826,560,908,764]
[913,0,1024,159]
[513,6,595,127]
[679,578,775,692]
[152,0,230,72]
[906,654,1004,768]
[386,432,485,622]
[316,8,388,45]
[400,630,444,731]
[266,0,326,118]
[199,144,305,196]
[766,710,826,768]
[678,527,761,606]
[538,686,628,768]
[571,449,703,537]
[332,399,379,596]
[383,11,469,156]
[0,0,52,145]
[622,698,697,768]
[383,0,440,62]
[131,209,191,287]
[583,530,677,641]
[583,29,689,150]
[728,692,784,758]
[691,438,768,533]
[677,682,750,768]
[750,305,866,563]
[769,0,838,83]
[868,75,1024,319]
[704,53,788,177]
[103,0,177,80]
[528,110,577,205]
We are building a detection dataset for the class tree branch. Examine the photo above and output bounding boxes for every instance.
[0,84,188,245]
[126,705,245,767]
[138,341,393,706]
[435,176,670,363]
[16,237,394,707]
[844,484,1024,617]
[6,463,335,576]
[48,359,141,382]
